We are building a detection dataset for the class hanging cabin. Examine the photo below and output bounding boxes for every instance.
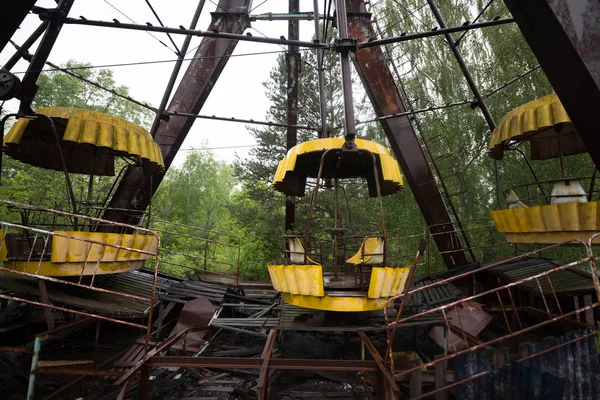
[489,93,600,245]
[267,137,412,312]
[0,107,163,276]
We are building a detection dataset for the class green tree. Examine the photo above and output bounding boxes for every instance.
[153,150,236,231]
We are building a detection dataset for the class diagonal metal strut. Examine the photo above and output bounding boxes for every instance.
[101,0,254,227]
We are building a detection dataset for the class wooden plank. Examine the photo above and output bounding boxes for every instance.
[257,329,277,400]
[38,281,55,330]
[410,369,422,397]
[434,355,447,400]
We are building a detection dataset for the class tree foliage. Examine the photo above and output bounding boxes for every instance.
[376,0,594,265]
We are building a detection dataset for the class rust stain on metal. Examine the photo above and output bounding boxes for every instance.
[346,0,468,269]
[102,0,253,227]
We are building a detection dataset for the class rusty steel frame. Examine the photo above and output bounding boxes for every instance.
[120,325,395,399]
[383,237,600,395]
[17,0,75,114]
[0,0,37,54]
[149,0,206,137]
[54,14,514,52]
[114,326,205,386]
[373,14,478,263]
[503,0,600,170]
[358,331,399,397]
[285,0,300,233]
[257,329,277,398]
[138,356,380,370]
[426,0,497,132]
[384,239,427,370]
[3,21,50,71]
[346,0,469,270]
[101,0,254,227]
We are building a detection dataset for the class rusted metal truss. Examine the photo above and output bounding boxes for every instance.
[101,0,254,227]
[346,0,469,269]
[16,0,75,114]
[123,327,397,400]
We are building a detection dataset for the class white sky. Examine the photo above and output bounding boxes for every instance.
[1,0,327,165]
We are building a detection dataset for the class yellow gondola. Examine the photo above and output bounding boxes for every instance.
[1,107,162,276]
[488,93,600,244]
[267,137,411,312]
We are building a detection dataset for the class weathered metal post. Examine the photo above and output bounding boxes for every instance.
[335,0,357,150]
[26,337,41,400]
[312,0,328,137]
[285,0,300,233]
[101,0,254,227]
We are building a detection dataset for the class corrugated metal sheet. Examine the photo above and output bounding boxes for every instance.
[488,258,595,295]
[488,93,575,160]
[528,327,600,400]
[410,276,463,307]
[267,264,324,296]
[161,279,229,304]
[367,266,410,298]
[454,327,600,400]
[94,269,172,300]
[455,352,563,399]
[4,107,164,175]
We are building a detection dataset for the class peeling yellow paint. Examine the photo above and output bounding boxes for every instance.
[491,201,600,244]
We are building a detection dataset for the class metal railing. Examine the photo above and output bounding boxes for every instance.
[0,200,161,351]
[2,199,150,233]
[150,219,241,287]
[506,176,600,208]
[384,236,600,398]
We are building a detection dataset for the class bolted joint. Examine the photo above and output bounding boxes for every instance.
[31,6,66,22]
[210,12,251,31]
[343,135,358,151]
[334,38,358,54]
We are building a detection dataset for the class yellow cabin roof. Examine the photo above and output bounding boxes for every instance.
[272,138,404,197]
[488,93,585,160]
[4,107,164,176]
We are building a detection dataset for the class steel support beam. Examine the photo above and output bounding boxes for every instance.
[285,0,300,233]
[143,356,379,371]
[426,0,500,210]
[0,0,37,54]
[3,21,50,72]
[257,329,277,399]
[346,0,468,269]
[17,0,75,114]
[101,0,253,226]
[503,0,600,169]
